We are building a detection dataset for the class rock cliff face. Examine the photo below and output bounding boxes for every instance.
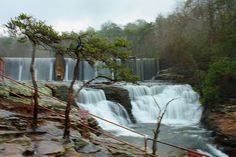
[201,100,236,156]
[89,84,136,123]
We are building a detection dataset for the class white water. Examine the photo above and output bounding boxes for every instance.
[206,144,229,157]
[76,88,138,136]
[18,65,23,81]
[49,61,53,81]
[197,144,229,157]
[123,84,202,125]
[4,57,159,81]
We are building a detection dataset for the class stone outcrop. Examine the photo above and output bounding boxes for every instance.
[0,82,141,157]
[45,83,69,102]
[89,84,136,123]
[201,100,236,156]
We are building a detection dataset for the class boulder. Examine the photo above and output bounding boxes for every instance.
[35,141,65,155]
[201,102,236,156]
[45,83,69,101]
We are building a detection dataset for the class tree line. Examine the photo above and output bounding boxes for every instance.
[1,0,235,104]
[97,0,236,104]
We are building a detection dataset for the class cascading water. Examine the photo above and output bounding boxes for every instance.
[121,84,228,157]
[4,57,159,81]
[75,87,136,136]
[4,58,54,81]
[123,84,202,124]
[2,57,229,156]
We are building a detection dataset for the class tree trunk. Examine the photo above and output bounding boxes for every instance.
[63,55,80,142]
[152,119,161,156]
[30,43,39,129]
[208,0,215,46]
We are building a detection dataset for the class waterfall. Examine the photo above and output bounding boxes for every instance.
[35,58,55,81]
[123,84,202,125]
[4,57,159,81]
[76,87,135,135]
[18,65,23,81]
[4,58,54,81]
[49,61,53,81]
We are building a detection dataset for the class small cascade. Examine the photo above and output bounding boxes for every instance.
[76,87,133,135]
[4,58,55,81]
[18,65,23,81]
[35,58,54,81]
[123,84,202,124]
[49,62,53,81]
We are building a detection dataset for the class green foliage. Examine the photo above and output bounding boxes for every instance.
[58,30,139,83]
[201,58,236,104]
[5,13,60,48]
[98,19,157,58]
[98,21,124,40]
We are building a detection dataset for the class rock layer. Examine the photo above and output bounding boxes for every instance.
[89,84,136,123]
[201,101,236,156]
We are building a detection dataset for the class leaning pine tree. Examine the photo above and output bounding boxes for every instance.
[58,30,139,142]
[5,13,60,129]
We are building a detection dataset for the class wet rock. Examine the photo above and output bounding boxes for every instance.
[38,84,53,96]
[64,148,84,157]
[202,102,236,156]
[73,136,89,148]
[8,83,33,97]
[39,97,66,111]
[37,121,63,137]
[0,124,16,130]
[0,143,25,157]
[22,147,34,156]
[45,83,77,106]
[91,137,144,157]
[0,85,9,98]
[0,145,5,151]
[90,85,135,123]
[6,116,28,130]
[36,141,65,155]
[0,109,18,119]
[78,143,101,153]
[45,83,69,101]
[87,117,102,135]
[6,136,31,146]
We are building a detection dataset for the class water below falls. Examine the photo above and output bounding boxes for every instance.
[75,83,228,157]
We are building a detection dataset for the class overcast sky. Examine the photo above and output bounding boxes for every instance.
[0,0,179,34]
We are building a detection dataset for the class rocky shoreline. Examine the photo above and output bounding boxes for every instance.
[0,82,144,157]
[156,70,236,157]
[1,80,235,156]
[201,101,236,156]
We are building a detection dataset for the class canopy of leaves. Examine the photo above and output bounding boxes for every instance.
[59,31,139,83]
[97,0,236,104]
[201,58,236,104]
[5,13,60,48]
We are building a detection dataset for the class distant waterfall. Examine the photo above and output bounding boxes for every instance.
[76,88,132,132]
[123,84,202,124]
[4,58,53,81]
[4,57,159,81]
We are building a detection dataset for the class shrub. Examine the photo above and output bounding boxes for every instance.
[201,58,236,104]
